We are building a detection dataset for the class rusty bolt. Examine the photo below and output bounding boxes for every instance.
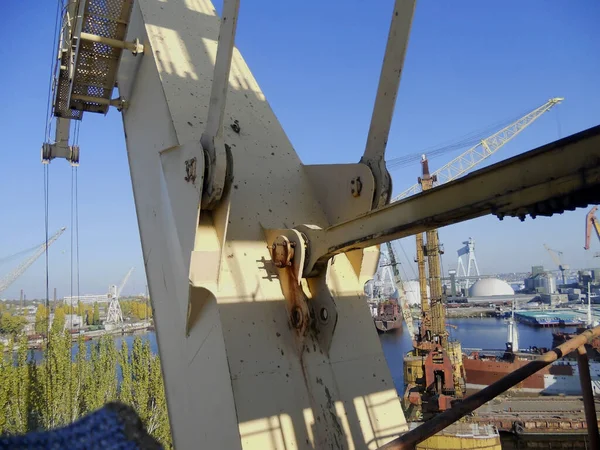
[270,235,294,268]
[291,307,303,329]
[319,307,329,323]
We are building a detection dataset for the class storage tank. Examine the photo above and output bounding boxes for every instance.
[537,274,556,294]
[468,278,514,297]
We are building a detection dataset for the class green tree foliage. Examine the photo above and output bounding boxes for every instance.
[0,313,26,336]
[34,305,49,335]
[118,337,171,449]
[0,333,171,448]
[51,307,65,334]
[120,300,153,321]
[92,303,100,326]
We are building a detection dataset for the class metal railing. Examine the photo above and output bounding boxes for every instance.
[379,325,600,449]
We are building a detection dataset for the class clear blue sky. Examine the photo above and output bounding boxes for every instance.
[1,1,599,299]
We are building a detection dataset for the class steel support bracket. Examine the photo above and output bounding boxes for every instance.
[263,228,311,353]
[41,142,80,166]
[41,117,80,165]
[264,226,339,355]
[79,32,144,55]
[304,265,338,355]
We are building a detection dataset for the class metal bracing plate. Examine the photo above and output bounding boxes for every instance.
[116,0,408,448]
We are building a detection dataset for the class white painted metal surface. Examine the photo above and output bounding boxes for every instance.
[361,0,416,208]
[114,1,408,448]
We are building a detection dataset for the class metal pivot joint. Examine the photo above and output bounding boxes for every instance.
[200,0,240,210]
[266,229,338,354]
[41,117,80,166]
[270,235,295,268]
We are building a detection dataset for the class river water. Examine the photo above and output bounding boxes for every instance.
[53,317,561,394]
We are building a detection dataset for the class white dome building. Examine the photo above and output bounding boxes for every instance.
[469,278,514,297]
[403,280,430,306]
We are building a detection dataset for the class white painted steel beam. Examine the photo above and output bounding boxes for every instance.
[361,0,416,208]
[301,125,600,276]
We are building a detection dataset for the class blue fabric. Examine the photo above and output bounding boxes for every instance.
[0,403,161,450]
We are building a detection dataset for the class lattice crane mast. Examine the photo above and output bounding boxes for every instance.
[383,242,415,338]
[0,227,66,295]
[106,267,135,325]
[543,244,569,284]
[585,206,600,258]
[394,98,564,201]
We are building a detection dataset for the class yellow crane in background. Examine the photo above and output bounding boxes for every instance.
[384,98,564,341]
[585,206,600,257]
[543,243,570,284]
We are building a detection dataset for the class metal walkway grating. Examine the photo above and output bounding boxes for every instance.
[54,0,134,118]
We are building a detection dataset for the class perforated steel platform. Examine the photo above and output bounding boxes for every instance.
[54,0,134,118]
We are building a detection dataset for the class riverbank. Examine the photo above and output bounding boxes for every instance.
[2,321,154,351]
[410,306,496,319]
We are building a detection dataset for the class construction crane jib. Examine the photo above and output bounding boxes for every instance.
[0,228,67,295]
[394,97,564,201]
[585,206,600,258]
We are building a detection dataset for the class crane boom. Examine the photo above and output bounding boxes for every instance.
[543,244,562,267]
[0,227,67,294]
[384,242,415,338]
[393,97,564,201]
[585,206,600,255]
[117,267,135,298]
[543,243,568,284]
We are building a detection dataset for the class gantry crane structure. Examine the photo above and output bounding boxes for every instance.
[457,237,480,290]
[0,227,66,296]
[381,243,415,338]
[105,267,135,326]
[585,206,600,258]
[544,244,570,284]
[40,0,600,448]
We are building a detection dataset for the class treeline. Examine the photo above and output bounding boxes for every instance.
[0,330,171,448]
[120,300,152,321]
[31,300,152,336]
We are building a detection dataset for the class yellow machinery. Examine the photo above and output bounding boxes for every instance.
[40,0,600,448]
[585,206,600,257]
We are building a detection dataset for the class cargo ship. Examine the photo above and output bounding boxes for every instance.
[372,299,402,333]
[463,348,600,394]
[463,305,600,394]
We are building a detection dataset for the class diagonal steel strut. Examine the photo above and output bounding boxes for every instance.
[299,125,600,276]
